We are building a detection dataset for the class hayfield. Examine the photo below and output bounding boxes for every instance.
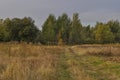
[0,43,120,80]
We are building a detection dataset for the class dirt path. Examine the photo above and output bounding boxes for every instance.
[64,46,120,80]
[64,47,93,80]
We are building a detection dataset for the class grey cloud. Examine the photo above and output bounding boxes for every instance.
[0,0,120,28]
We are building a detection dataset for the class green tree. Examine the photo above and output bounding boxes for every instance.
[42,14,56,44]
[56,13,71,44]
[107,20,120,43]
[4,17,39,43]
[0,20,5,41]
[82,25,94,44]
[35,30,44,44]
[19,17,39,43]
[4,18,23,41]
[94,23,114,43]
[69,13,83,44]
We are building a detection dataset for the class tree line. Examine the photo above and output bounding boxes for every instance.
[0,13,120,45]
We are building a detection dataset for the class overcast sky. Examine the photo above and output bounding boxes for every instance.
[0,0,120,28]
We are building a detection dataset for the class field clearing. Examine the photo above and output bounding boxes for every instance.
[0,43,120,80]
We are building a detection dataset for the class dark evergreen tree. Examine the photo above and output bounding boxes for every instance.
[82,25,94,44]
[56,13,71,44]
[107,20,120,43]
[69,13,83,44]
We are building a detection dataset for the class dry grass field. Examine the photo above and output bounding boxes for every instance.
[0,43,120,80]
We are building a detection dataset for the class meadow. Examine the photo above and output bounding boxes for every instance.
[0,43,120,80]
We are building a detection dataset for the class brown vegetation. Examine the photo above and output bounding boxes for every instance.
[0,43,120,80]
[71,45,120,56]
[0,43,63,80]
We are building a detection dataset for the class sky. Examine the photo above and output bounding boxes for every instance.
[0,0,120,29]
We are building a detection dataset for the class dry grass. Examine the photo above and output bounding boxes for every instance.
[0,43,63,80]
[0,43,120,80]
[71,45,120,56]
[66,54,93,80]
[67,46,120,80]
